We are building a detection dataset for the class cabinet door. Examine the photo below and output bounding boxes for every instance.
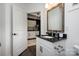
[39,44,55,56]
[53,40,65,56]
[36,37,55,56]
[36,37,65,56]
[36,37,41,56]
[36,43,41,56]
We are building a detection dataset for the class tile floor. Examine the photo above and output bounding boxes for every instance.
[19,39,36,56]
[19,45,36,56]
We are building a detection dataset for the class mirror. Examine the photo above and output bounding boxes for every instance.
[47,3,64,32]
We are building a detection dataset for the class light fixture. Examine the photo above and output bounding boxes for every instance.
[45,3,48,9]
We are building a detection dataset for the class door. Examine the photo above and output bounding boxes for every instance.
[12,5,27,56]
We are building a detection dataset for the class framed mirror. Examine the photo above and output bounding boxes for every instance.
[47,3,64,32]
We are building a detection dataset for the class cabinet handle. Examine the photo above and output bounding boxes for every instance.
[54,47,57,49]
[40,46,43,53]
[58,45,63,48]
[61,49,65,51]
[58,51,61,53]
[54,47,59,50]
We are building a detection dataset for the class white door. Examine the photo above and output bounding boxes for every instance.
[12,5,27,56]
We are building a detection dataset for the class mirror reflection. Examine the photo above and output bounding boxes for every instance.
[47,3,64,32]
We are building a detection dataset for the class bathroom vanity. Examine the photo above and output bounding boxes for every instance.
[36,3,66,56]
[36,3,79,56]
[36,35,66,56]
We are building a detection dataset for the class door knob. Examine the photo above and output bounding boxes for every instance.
[12,33,17,35]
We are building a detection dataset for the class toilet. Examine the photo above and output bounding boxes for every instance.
[65,48,76,56]
[73,45,79,55]
[65,45,79,56]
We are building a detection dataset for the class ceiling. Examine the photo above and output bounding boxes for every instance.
[15,3,45,10]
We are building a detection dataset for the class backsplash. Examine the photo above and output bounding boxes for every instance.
[46,31,67,39]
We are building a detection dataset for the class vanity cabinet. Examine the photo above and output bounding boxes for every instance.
[36,37,55,56]
[36,37,66,56]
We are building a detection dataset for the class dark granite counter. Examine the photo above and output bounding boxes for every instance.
[37,35,66,43]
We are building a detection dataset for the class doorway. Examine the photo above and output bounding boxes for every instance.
[11,4,41,56]
[19,12,41,56]
[27,12,41,47]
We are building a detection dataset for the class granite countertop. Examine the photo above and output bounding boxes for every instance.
[37,35,66,43]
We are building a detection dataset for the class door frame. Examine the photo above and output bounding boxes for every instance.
[11,4,13,56]
[11,4,28,56]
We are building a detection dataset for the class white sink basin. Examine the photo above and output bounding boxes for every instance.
[42,36,53,39]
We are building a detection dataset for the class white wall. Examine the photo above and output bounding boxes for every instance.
[18,3,47,35]
[28,3,47,35]
[65,3,79,55]
[0,3,47,56]
[5,4,12,56]
[0,3,13,56]
[0,4,6,56]
[0,3,28,56]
